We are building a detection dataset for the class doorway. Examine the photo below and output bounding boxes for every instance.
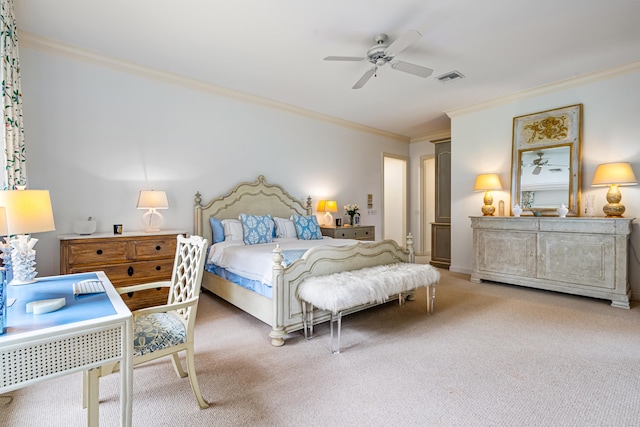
[382,154,408,245]
[421,156,435,257]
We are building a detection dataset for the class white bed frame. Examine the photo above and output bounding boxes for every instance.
[194,175,414,346]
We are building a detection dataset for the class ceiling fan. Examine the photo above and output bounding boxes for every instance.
[324,30,434,89]
[526,152,566,175]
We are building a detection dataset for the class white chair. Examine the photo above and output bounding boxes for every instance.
[84,235,210,422]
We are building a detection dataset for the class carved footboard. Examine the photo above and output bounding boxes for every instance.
[268,237,414,346]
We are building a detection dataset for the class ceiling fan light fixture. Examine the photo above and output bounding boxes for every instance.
[437,70,465,84]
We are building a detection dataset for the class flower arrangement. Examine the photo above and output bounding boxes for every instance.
[344,204,360,216]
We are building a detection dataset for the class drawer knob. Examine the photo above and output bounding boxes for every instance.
[96,249,103,255]
[127,266,134,276]
[156,266,161,271]
[155,245,161,251]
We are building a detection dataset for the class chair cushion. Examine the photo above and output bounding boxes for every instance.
[133,313,186,357]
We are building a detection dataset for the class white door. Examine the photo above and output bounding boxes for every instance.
[382,154,408,245]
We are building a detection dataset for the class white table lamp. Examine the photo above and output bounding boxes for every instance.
[318,200,338,225]
[0,190,56,285]
[137,190,169,232]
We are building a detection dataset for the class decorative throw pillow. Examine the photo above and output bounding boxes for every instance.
[210,217,225,244]
[274,217,297,238]
[239,214,274,245]
[221,219,243,241]
[291,214,323,240]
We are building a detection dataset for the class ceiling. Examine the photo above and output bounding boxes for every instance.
[14,0,640,140]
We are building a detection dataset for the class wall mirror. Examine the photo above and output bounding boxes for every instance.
[511,104,582,216]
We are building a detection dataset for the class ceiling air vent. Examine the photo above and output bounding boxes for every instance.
[437,70,465,84]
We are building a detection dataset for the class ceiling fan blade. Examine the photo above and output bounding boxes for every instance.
[324,56,366,61]
[352,67,377,89]
[385,29,422,57]
[391,60,433,78]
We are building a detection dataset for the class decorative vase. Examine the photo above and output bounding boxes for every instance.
[558,203,569,218]
[349,215,355,226]
[513,204,522,217]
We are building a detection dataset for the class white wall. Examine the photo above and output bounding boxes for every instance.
[449,68,640,300]
[20,47,409,277]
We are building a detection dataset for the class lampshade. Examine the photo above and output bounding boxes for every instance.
[0,190,56,235]
[0,207,7,236]
[318,200,338,213]
[591,162,638,186]
[473,173,503,191]
[136,190,169,209]
[0,189,56,285]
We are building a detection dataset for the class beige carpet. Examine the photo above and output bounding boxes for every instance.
[2,269,640,426]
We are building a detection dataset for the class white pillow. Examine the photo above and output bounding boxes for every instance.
[221,219,243,241]
[274,217,297,239]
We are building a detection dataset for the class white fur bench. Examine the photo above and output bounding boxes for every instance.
[296,263,439,353]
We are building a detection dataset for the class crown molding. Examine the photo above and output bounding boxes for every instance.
[18,31,409,143]
[410,130,451,144]
[446,61,640,118]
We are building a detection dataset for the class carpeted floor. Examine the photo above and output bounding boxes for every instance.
[2,269,640,426]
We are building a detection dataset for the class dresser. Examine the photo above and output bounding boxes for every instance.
[59,230,186,310]
[320,225,375,241]
[470,217,634,308]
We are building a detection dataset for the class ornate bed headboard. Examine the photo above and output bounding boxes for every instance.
[194,175,312,240]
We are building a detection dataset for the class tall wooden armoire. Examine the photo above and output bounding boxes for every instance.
[430,138,451,269]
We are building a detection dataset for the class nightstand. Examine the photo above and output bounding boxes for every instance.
[59,230,186,310]
[320,225,375,241]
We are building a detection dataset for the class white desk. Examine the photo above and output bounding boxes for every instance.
[0,272,133,426]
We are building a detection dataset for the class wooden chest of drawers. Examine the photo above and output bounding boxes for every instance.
[59,230,186,311]
[320,225,375,241]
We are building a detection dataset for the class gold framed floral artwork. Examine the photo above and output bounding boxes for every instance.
[513,104,582,151]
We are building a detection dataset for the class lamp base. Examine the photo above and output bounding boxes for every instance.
[481,205,495,216]
[603,185,626,217]
[9,235,39,285]
[324,212,334,226]
[142,209,164,233]
[602,203,625,218]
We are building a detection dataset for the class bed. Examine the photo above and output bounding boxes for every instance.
[194,175,415,346]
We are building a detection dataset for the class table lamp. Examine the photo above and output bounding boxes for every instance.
[591,162,637,217]
[137,190,169,232]
[317,200,338,225]
[0,189,56,285]
[474,173,502,216]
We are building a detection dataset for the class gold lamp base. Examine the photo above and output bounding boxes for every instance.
[603,184,625,217]
[481,191,495,216]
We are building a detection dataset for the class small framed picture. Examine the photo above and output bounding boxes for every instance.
[354,213,361,226]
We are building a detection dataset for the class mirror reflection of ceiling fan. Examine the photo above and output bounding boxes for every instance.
[526,152,568,175]
[324,30,433,89]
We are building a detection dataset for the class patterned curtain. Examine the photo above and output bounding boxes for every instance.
[0,0,26,189]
